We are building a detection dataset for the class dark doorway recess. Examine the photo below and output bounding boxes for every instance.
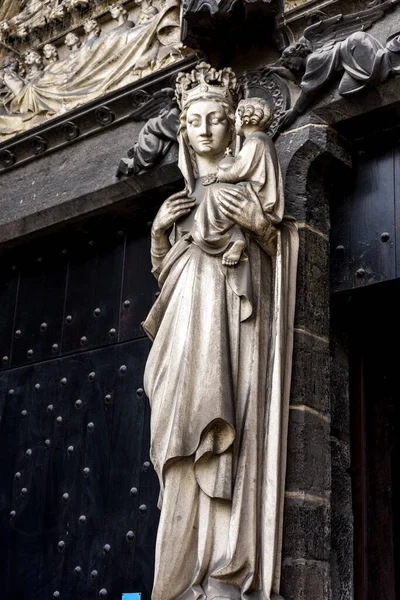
[0,212,160,600]
[347,280,400,600]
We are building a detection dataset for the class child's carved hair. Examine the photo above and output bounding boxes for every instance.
[237,97,273,130]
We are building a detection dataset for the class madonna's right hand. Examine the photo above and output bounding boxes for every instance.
[152,190,196,237]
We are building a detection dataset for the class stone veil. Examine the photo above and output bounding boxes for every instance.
[142,62,299,600]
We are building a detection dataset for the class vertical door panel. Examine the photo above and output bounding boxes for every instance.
[120,230,158,342]
[11,247,68,368]
[0,219,159,600]
[331,148,396,292]
[62,232,124,355]
[0,264,18,371]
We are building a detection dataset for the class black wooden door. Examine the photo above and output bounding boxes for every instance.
[331,145,400,293]
[0,215,160,600]
[348,281,399,600]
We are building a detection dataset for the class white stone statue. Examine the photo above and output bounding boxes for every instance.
[142,62,299,600]
[199,97,278,267]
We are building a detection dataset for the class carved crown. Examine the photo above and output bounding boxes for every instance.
[175,62,239,110]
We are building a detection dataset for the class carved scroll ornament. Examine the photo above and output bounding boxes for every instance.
[141,62,298,600]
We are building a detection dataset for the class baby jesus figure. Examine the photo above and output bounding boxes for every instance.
[192,97,275,266]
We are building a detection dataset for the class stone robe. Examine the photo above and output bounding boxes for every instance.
[301,31,400,97]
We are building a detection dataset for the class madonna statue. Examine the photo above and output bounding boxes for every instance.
[142,62,298,600]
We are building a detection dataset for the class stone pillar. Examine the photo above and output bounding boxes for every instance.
[275,123,351,600]
[330,303,353,600]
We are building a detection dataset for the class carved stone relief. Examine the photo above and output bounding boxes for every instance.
[0,0,194,140]
[272,0,400,129]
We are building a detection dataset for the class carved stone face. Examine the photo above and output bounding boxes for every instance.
[84,19,99,34]
[25,51,41,66]
[186,100,231,158]
[281,46,306,72]
[110,4,124,18]
[43,44,58,60]
[65,32,80,49]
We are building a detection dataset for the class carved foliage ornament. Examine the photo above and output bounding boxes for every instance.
[95,106,115,127]
[61,121,80,141]
[0,148,15,167]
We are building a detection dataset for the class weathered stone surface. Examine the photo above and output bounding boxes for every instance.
[331,437,351,510]
[283,497,330,561]
[291,330,330,416]
[330,358,350,436]
[331,509,354,600]
[330,436,353,600]
[281,558,330,600]
[0,120,181,244]
[294,227,329,339]
[286,408,331,495]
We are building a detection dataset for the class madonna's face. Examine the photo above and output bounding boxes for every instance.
[186,100,231,158]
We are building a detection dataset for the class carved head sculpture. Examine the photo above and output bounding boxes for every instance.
[176,62,239,180]
[109,2,128,20]
[65,31,81,51]
[43,43,59,62]
[24,50,44,72]
[281,39,312,72]
[83,18,101,37]
[2,55,19,73]
[235,97,273,134]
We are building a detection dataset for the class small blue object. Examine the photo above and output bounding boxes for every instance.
[122,595,141,600]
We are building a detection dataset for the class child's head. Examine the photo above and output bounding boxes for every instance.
[235,97,273,135]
